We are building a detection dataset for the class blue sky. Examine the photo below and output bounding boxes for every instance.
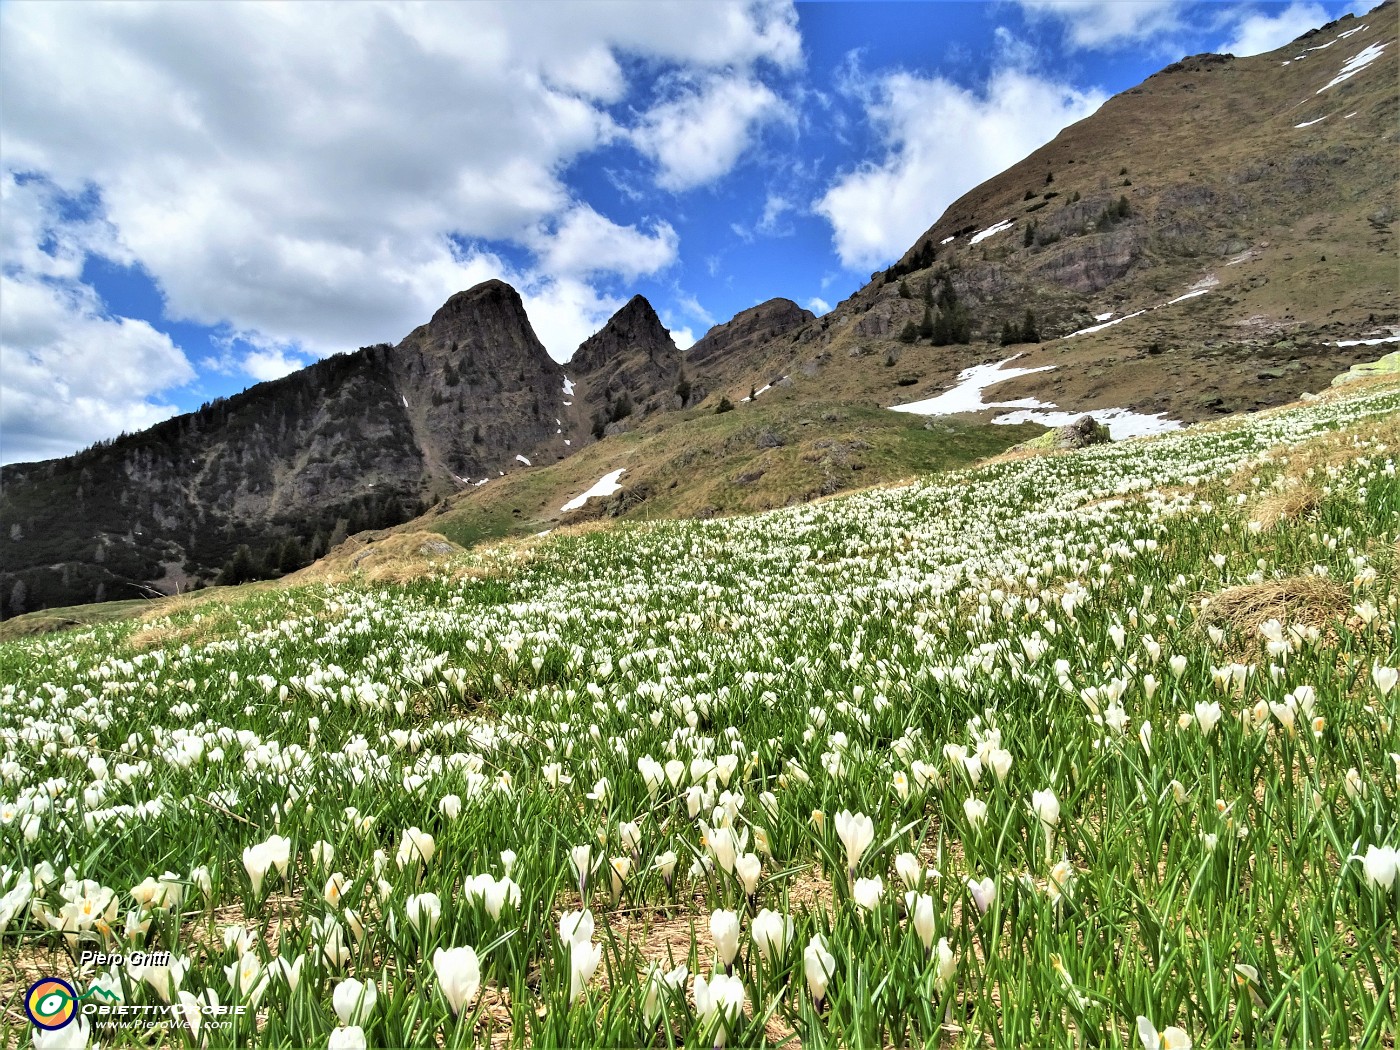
[0,0,1369,464]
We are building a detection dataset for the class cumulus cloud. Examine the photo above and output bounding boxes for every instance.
[519,276,627,360]
[1015,0,1185,49]
[807,296,832,315]
[1,274,194,465]
[0,175,195,464]
[530,206,679,280]
[666,324,698,351]
[815,68,1105,270]
[633,74,794,191]
[0,1,798,364]
[1221,2,1330,56]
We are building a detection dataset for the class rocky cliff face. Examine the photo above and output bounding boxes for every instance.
[390,280,570,483]
[0,280,573,616]
[568,296,697,430]
[686,299,815,372]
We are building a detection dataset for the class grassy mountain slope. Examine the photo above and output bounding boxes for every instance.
[416,395,1042,548]
[687,8,1397,422]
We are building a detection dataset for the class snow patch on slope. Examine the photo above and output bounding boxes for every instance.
[969,219,1014,245]
[1318,43,1386,93]
[890,355,1055,415]
[561,469,626,512]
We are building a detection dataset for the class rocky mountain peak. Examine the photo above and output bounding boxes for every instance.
[570,295,676,375]
[686,298,815,368]
[422,279,553,369]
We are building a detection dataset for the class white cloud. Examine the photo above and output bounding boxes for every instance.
[242,348,309,383]
[668,325,698,351]
[530,206,679,280]
[807,296,832,315]
[0,274,194,465]
[1015,0,1185,49]
[0,174,196,464]
[633,74,794,191]
[758,193,794,234]
[815,68,1105,270]
[519,276,627,361]
[675,293,717,326]
[1221,2,1329,56]
[0,1,798,368]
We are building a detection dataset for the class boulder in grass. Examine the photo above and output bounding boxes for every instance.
[1055,415,1112,449]
[1015,415,1112,453]
[1331,350,1400,387]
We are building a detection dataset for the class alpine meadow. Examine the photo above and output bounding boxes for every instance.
[1,2,1397,1049]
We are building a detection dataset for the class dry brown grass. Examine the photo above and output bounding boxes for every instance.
[1248,482,1323,530]
[1232,411,1400,492]
[285,530,465,586]
[1197,574,1351,638]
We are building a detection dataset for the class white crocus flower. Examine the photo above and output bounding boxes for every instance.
[642,963,688,1025]
[803,934,835,1004]
[734,853,762,896]
[1372,665,1398,696]
[569,844,593,895]
[33,1016,90,1050]
[751,908,792,961]
[710,909,740,969]
[853,875,884,911]
[1359,844,1399,891]
[327,1027,367,1050]
[332,978,377,1026]
[987,748,1013,783]
[963,797,988,830]
[569,938,602,1003]
[432,945,481,1014]
[834,810,875,878]
[911,893,936,950]
[967,877,996,915]
[1194,701,1222,737]
[1137,1015,1192,1050]
[693,971,746,1047]
[894,852,922,890]
[405,892,442,937]
[395,828,435,871]
[934,938,956,990]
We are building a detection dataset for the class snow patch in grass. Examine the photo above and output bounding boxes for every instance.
[1065,310,1148,338]
[562,376,575,396]
[992,406,1182,439]
[561,469,626,512]
[516,455,532,466]
[1335,334,1400,347]
[940,235,955,245]
[1317,43,1387,93]
[969,219,1014,245]
[890,355,1056,415]
[1166,289,1210,305]
[1094,311,1114,322]
[1295,116,1328,128]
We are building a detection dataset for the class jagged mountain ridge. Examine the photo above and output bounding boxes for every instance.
[0,280,578,614]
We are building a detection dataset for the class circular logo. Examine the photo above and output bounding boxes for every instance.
[25,978,78,1030]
